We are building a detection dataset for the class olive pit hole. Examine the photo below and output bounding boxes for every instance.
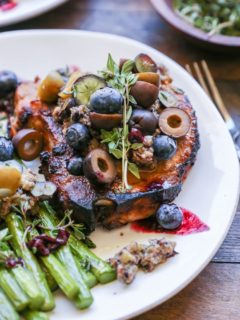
[24,140,36,152]
[167,115,182,128]
[98,158,108,172]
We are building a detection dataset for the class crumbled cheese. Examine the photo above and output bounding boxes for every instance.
[20,169,37,191]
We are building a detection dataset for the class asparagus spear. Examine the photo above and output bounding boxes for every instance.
[28,223,79,300]
[74,256,98,288]
[11,265,45,311]
[6,213,55,312]
[69,235,116,284]
[39,262,58,292]
[0,267,29,311]
[38,207,93,309]
[0,230,44,310]
[23,310,49,320]
[0,287,20,320]
[42,202,115,283]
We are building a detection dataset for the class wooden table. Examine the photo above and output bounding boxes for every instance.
[2,0,240,319]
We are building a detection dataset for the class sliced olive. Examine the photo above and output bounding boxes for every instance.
[135,53,157,73]
[58,71,82,99]
[131,81,159,108]
[73,75,106,105]
[90,112,122,130]
[137,72,160,87]
[38,71,65,103]
[12,129,43,161]
[159,107,191,138]
[0,166,21,199]
[159,90,178,108]
[83,148,117,185]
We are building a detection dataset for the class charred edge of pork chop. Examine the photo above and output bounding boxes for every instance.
[14,82,200,233]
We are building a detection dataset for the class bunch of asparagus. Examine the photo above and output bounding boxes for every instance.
[0,203,116,320]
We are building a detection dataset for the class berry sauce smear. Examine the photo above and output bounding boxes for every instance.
[131,208,209,235]
[0,0,17,11]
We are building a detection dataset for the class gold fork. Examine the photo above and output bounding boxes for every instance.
[185,60,240,160]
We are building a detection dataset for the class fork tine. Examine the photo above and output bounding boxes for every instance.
[193,62,210,96]
[185,64,193,76]
[201,60,231,122]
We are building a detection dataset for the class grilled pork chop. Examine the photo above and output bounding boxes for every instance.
[13,81,199,233]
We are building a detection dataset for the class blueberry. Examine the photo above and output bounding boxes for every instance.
[67,157,83,176]
[90,87,123,114]
[156,203,183,230]
[66,123,90,151]
[0,71,18,98]
[0,137,14,161]
[153,135,177,160]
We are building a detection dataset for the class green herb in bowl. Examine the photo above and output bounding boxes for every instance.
[173,0,240,36]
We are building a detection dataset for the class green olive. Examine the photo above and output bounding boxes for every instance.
[38,71,65,103]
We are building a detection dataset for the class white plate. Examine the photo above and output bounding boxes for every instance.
[0,0,68,27]
[0,30,239,320]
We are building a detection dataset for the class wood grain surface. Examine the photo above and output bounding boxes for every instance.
[1,0,240,319]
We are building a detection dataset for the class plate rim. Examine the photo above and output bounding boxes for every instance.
[0,0,69,27]
[0,29,239,320]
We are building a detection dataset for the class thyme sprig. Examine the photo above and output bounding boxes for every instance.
[99,54,140,191]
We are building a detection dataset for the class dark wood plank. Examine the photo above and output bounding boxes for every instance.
[1,0,240,81]
[133,262,240,320]
[213,209,240,263]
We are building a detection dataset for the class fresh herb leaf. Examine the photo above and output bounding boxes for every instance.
[128,162,140,179]
[131,143,143,150]
[110,149,122,159]
[126,105,132,122]
[128,95,137,105]
[121,59,135,74]
[107,53,119,74]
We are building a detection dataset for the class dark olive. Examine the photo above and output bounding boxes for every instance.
[159,107,191,138]
[67,157,83,176]
[66,123,90,151]
[90,87,123,114]
[134,54,157,73]
[90,112,122,130]
[0,71,18,98]
[153,135,177,161]
[12,129,43,161]
[83,148,117,185]
[129,109,157,135]
[131,81,159,108]
[0,137,14,161]
[137,72,160,87]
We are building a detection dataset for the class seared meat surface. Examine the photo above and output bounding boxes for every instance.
[12,81,199,233]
